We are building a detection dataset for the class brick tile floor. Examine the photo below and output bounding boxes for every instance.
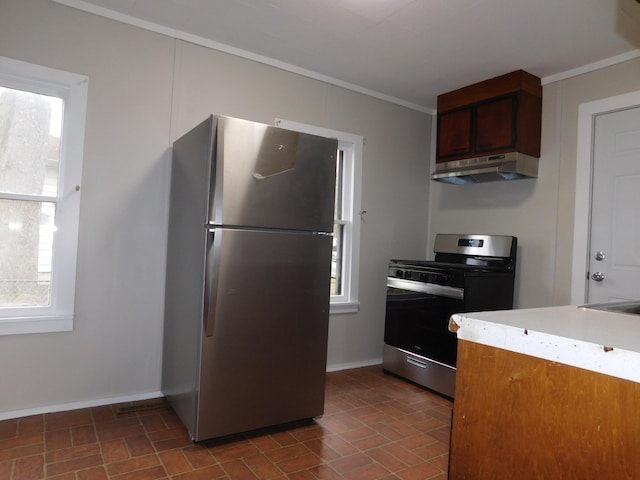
[0,366,452,479]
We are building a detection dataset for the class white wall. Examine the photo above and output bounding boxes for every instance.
[0,0,430,417]
[428,57,640,309]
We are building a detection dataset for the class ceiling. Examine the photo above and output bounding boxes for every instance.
[53,0,640,112]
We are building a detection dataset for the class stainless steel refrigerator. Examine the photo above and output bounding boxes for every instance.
[162,114,337,441]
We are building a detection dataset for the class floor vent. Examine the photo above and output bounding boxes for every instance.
[115,399,166,414]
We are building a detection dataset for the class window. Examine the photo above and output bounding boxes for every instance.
[0,56,87,335]
[275,118,362,314]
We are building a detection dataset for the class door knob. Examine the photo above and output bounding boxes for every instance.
[591,272,605,282]
[594,251,605,261]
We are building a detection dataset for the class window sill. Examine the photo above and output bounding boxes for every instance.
[0,315,73,335]
[330,301,360,315]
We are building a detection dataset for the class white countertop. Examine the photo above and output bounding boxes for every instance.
[449,305,640,383]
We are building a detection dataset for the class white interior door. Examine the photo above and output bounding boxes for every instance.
[588,106,640,303]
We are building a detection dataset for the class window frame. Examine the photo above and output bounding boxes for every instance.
[275,118,362,314]
[0,56,88,335]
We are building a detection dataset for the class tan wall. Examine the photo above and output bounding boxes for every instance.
[2,0,638,419]
[427,57,640,308]
[550,59,640,304]
[0,0,430,416]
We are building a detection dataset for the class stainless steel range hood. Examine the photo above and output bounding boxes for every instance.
[431,152,538,184]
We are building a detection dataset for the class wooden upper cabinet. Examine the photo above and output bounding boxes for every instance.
[437,107,472,158]
[436,70,541,164]
[475,95,516,152]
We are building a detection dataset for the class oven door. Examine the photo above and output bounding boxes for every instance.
[384,277,463,367]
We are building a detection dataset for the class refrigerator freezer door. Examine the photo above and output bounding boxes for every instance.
[197,227,332,441]
[210,116,337,232]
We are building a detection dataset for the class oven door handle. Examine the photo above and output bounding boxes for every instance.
[387,277,464,300]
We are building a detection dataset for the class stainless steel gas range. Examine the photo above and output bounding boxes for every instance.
[382,234,518,398]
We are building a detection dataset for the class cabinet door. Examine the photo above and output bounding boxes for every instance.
[437,107,472,161]
[475,96,517,153]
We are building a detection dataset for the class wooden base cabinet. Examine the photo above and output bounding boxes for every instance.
[449,340,640,479]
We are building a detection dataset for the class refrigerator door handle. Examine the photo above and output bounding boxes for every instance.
[203,229,220,337]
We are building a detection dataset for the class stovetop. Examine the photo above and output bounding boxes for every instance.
[388,234,517,288]
[390,259,512,273]
[388,260,514,288]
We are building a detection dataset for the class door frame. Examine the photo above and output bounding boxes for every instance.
[571,90,640,304]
